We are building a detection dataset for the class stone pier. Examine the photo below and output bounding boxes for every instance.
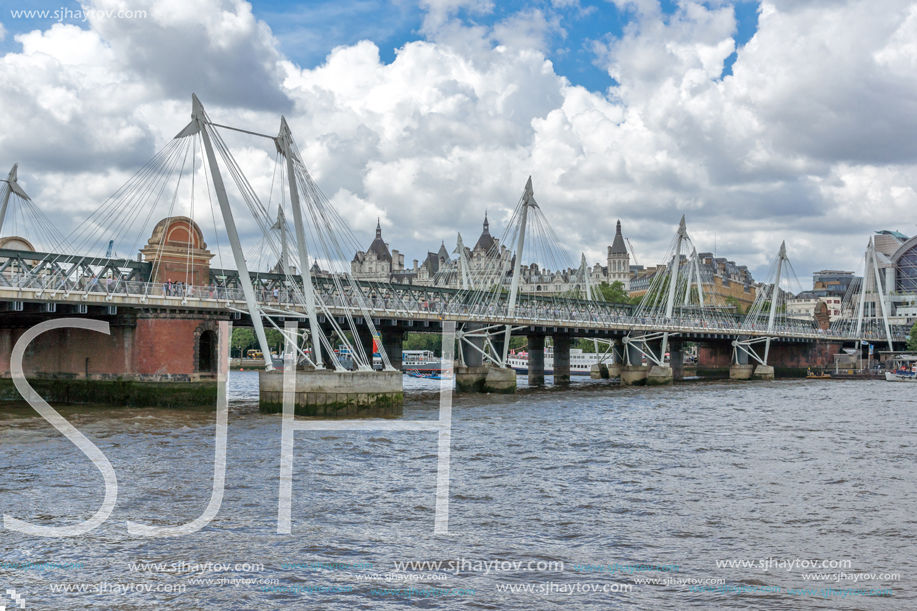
[669,340,684,381]
[730,337,753,380]
[356,326,376,368]
[553,335,571,385]
[528,335,545,386]
[621,335,647,385]
[589,363,609,379]
[380,329,403,371]
[0,310,223,407]
[621,365,648,385]
[455,365,516,393]
[259,369,403,417]
[729,364,754,380]
[646,365,673,386]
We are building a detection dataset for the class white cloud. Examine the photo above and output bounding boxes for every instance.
[492,9,563,53]
[1,0,917,282]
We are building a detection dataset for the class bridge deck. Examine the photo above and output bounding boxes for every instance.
[0,284,885,343]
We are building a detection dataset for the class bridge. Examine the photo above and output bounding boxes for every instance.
[0,96,905,410]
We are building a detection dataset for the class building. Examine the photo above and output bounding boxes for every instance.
[783,270,858,323]
[349,214,637,297]
[812,270,857,298]
[787,292,845,322]
[868,229,917,325]
[351,219,404,280]
[628,252,756,311]
[606,220,631,290]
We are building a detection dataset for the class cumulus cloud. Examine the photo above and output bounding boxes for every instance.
[1,0,916,282]
[87,0,290,111]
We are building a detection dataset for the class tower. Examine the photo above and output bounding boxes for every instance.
[607,219,630,290]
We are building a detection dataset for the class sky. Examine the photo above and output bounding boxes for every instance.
[1,0,916,285]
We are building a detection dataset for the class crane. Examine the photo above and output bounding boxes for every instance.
[625,237,639,266]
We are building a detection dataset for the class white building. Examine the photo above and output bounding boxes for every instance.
[351,220,404,280]
[787,293,845,322]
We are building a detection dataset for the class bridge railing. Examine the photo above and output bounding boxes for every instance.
[0,272,902,342]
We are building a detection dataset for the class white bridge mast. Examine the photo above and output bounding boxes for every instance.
[501,177,535,366]
[276,117,324,368]
[184,94,275,371]
[0,164,30,236]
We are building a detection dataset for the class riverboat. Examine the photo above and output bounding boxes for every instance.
[885,355,917,382]
[507,347,606,375]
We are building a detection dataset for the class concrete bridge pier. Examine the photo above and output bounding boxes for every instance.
[356,326,376,370]
[380,329,403,371]
[621,334,648,386]
[528,334,545,386]
[553,335,571,385]
[669,341,684,381]
[589,362,609,379]
[455,324,516,394]
[730,336,754,380]
[461,323,484,368]
[0,311,224,407]
[643,337,674,386]
[259,369,403,417]
[606,339,624,379]
[645,365,674,386]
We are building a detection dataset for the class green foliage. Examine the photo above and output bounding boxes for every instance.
[403,333,443,355]
[264,329,285,354]
[231,327,285,356]
[573,338,597,353]
[908,321,917,352]
[597,280,635,304]
[724,296,744,316]
[230,328,256,357]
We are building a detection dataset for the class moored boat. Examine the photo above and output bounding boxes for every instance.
[885,355,917,382]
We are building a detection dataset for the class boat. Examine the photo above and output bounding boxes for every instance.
[507,347,610,376]
[885,355,917,382]
[405,370,451,380]
[806,368,833,380]
[401,349,443,374]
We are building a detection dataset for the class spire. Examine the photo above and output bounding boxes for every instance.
[609,219,627,255]
[375,217,382,239]
[483,211,489,232]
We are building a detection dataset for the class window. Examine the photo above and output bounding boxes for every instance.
[897,245,917,292]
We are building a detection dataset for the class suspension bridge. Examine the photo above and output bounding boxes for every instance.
[0,95,906,410]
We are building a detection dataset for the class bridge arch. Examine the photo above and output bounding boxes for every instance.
[198,329,217,373]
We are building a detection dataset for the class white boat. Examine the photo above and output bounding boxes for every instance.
[885,355,917,382]
[507,347,611,376]
[401,349,443,374]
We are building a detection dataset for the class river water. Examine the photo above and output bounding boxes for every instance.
[0,374,914,609]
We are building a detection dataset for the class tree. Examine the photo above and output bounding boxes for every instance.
[403,333,442,355]
[597,280,634,304]
[725,296,744,316]
[264,329,285,354]
[908,321,917,352]
[230,328,256,358]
